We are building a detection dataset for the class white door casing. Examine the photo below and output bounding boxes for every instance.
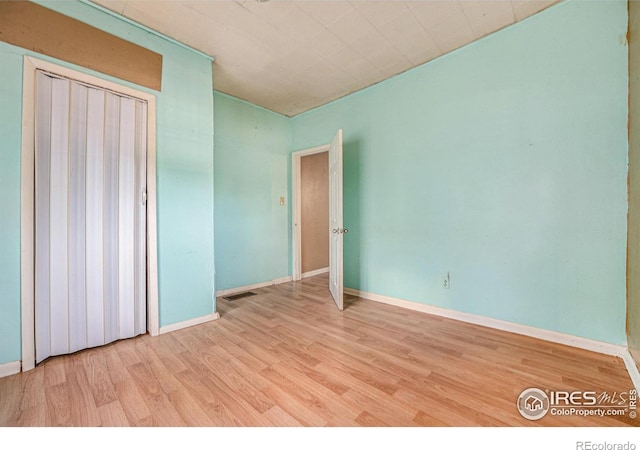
[291,144,329,282]
[21,56,159,371]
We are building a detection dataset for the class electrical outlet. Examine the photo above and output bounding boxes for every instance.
[442,272,450,289]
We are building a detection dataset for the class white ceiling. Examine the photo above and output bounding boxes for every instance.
[92,0,560,116]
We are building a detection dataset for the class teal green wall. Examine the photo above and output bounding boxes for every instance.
[0,49,24,365]
[0,0,630,367]
[291,0,629,345]
[0,1,215,365]
[213,92,291,291]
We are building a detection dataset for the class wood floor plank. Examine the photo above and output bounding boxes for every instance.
[127,361,174,411]
[115,338,144,368]
[103,345,130,385]
[15,403,46,427]
[259,365,338,420]
[97,400,130,426]
[151,346,190,377]
[44,383,73,426]
[309,360,418,425]
[355,410,390,427]
[145,403,188,427]
[136,342,183,394]
[261,405,304,427]
[277,357,351,397]
[261,384,328,426]
[220,329,281,367]
[114,377,153,426]
[172,328,211,355]
[394,379,520,427]
[66,365,102,426]
[181,347,274,414]
[167,387,215,426]
[341,387,417,426]
[0,376,26,426]
[210,334,271,373]
[261,362,360,422]
[196,372,274,426]
[413,409,462,427]
[83,348,118,407]
[308,342,401,395]
[43,357,66,387]
[2,273,636,427]
[202,344,272,391]
[173,370,241,427]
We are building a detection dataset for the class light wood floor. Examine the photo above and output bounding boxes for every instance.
[0,274,636,427]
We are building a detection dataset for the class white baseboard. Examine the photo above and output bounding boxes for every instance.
[621,350,640,392]
[302,267,329,279]
[159,312,220,335]
[344,287,627,358]
[0,361,21,379]
[216,276,293,298]
[272,276,293,285]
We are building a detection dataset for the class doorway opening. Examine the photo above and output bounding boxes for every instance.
[300,150,329,279]
[20,56,159,371]
[292,130,344,310]
[292,144,329,282]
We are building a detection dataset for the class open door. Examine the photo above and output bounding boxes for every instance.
[329,129,345,310]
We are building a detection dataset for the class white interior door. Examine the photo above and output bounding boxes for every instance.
[35,71,147,364]
[329,129,344,310]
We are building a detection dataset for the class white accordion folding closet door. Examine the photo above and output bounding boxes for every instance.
[35,71,147,364]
